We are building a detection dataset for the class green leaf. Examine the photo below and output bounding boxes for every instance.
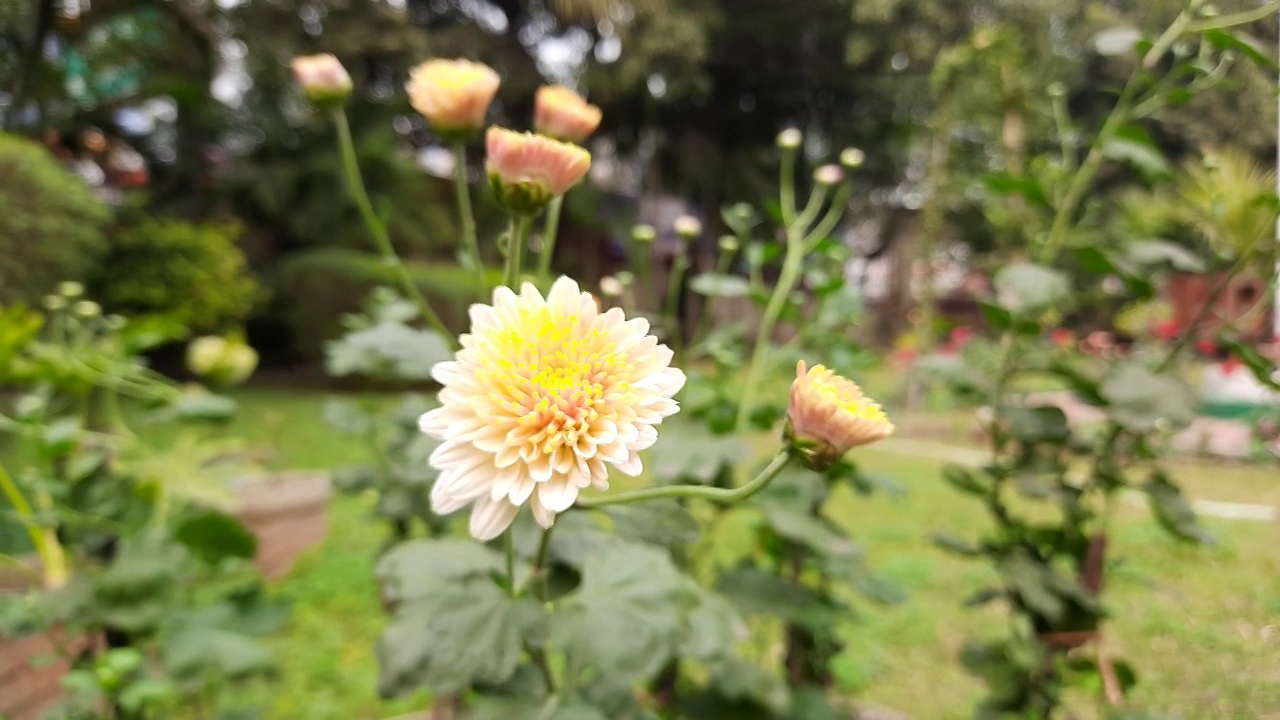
[1143,471,1213,545]
[375,538,503,606]
[647,422,747,485]
[680,590,747,664]
[605,501,701,547]
[998,552,1064,623]
[941,466,991,497]
[157,391,238,423]
[1099,363,1197,433]
[162,626,275,680]
[173,510,257,564]
[993,263,1071,314]
[325,322,451,381]
[552,543,695,691]
[761,505,860,562]
[1125,239,1207,273]
[1216,335,1280,390]
[378,577,534,697]
[1003,405,1071,444]
[690,273,751,298]
[703,657,791,716]
[983,173,1051,210]
[716,567,842,632]
[757,466,828,511]
[1201,28,1280,71]
[1102,126,1172,182]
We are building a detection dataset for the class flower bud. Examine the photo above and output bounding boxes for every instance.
[73,301,100,318]
[673,215,702,241]
[44,295,66,311]
[840,147,865,170]
[291,54,353,107]
[485,127,591,217]
[407,59,501,140]
[187,336,259,388]
[631,224,657,243]
[58,281,84,298]
[785,361,893,470]
[599,275,624,297]
[1047,82,1067,99]
[777,128,802,150]
[106,315,127,331]
[718,235,739,253]
[534,85,602,143]
[814,164,844,187]
[614,271,635,286]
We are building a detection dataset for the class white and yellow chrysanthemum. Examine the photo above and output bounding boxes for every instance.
[419,277,686,540]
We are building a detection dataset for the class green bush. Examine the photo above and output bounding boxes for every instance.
[93,218,260,332]
[279,248,501,359]
[0,133,111,303]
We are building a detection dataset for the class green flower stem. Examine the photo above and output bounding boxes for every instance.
[0,461,68,590]
[332,109,456,348]
[664,248,690,353]
[504,531,515,597]
[694,246,741,343]
[735,234,806,431]
[532,525,555,601]
[538,195,565,284]
[451,142,488,300]
[803,185,853,248]
[504,216,532,289]
[794,185,829,235]
[780,147,799,226]
[577,447,794,509]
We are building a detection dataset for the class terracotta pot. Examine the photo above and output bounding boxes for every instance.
[0,560,93,720]
[231,472,332,580]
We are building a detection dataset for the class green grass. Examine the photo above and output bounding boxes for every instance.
[203,387,1279,719]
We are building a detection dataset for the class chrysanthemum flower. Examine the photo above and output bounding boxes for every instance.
[291,54,353,106]
[786,361,893,469]
[486,127,591,216]
[406,59,500,138]
[418,277,686,539]
[534,85,603,143]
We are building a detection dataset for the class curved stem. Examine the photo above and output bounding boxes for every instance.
[803,185,853,249]
[577,448,794,509]
[780,148,799,226]
[538,195,565,284]
[735,237,805,431]
[504,217,532,289]
[332,109,456,348]
[451,142,488,300]
[0,461,67,590]
[794,186,829,234]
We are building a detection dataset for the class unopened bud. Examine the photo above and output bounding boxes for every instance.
[44,295,67,311]
[58,281,84,298]
[631,224,656,243]
[777,128,802,150]
[599,275,624,297]
[718,235,739,253]
[291,54,353,107]
[614,271,635,286]
[840,147,865,169]
[673,215,702,241]
[106,314,127,331]
[73,301,100,318]
[814,164,844,187]
[187,336,259,388]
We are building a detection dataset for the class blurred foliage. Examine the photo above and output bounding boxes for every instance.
[278,248,502,360]
[0,133,111,303]
[92,217,260,333]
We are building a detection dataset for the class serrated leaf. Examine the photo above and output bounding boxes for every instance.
[1003,405,1071,443]
[647,422,747,484]
[998,552,1064,623]
[162,626,274,680]
[1100,363,1197,433]
[605,501,701,547]
[690,273,751,298]
[681,590,747,663]
[377,577,534,697]
[375,538,503,606]
[761,505,860,561]
[716,567,842,631]
[552,543,694,691]
[325,322,450,381]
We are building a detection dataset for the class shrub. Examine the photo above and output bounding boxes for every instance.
[278,248,503,360]
[0,133,111,303]
[93,218,260,333]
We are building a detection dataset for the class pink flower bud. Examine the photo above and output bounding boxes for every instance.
[534,85,602,143]
[406,59,501,138]
[786,361,894,469]
[291,54,353,106]
[485,128,591,216]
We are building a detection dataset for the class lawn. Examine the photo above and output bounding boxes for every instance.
[215,386,1279,720]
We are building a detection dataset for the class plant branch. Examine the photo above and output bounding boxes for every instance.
[538,195,565,284]
[332,109,456,348]
[577,448,794,508]
[452,142,488,300]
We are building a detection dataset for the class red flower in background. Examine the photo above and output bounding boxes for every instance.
[1195,338,1217,356]
[1152,320,1179,341]
[1050,328,1075,349]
